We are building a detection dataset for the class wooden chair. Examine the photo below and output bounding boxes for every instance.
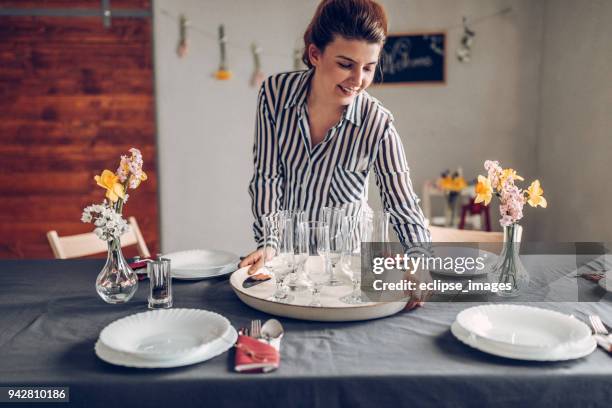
[47,216,150,259]
[429,226,503,243]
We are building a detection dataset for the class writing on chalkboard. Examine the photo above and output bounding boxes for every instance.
[375,33,446,85]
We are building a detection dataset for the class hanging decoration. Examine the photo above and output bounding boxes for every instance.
[293,48,304,71]
[214,24,232,80]
[250,43,265,88]
[456,17,475,63]
[176,14,189,58]
[158,6,512,78]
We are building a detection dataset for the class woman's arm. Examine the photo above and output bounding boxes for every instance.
[247,85,284,247]
[373,122,431,246]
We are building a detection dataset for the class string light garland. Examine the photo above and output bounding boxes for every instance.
[158,6,512,75]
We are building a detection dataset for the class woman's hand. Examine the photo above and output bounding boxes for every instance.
[239,249,269,277]
[403,268,433,311]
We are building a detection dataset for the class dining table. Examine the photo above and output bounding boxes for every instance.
[0,257,611,408]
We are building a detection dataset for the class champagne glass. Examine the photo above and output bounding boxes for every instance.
[300,221,330,307]
[263,212,294,303]
[322,206,345,286]
[286,210,307,291]
[340,214,372,304]
[366,210,390,243]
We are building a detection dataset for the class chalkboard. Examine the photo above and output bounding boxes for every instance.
[374,32,446,85]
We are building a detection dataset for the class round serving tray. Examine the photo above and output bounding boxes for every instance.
[229,265,407,322]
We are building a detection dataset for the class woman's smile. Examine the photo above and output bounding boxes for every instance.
[337,84,361,97]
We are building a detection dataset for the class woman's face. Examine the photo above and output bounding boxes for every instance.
[308,36,381,106]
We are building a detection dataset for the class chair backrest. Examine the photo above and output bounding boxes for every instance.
[47,216,151,259]
[429,226,503,243]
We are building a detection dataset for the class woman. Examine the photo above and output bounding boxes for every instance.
[240,0,431,306]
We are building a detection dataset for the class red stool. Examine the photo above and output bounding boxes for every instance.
[458,199,491,231]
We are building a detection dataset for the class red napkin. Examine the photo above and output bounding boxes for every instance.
[234,335,280,373]
[128,258,152,281]
[578,272,604,283]
[129,258,151,270]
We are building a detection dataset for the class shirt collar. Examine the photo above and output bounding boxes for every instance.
[283,69,313,110]
[283,69,363,127]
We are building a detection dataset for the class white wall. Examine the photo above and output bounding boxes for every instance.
[154,0,608,254]
[535,0,612,241]
[368,0,544,239]
[153,0,313,254]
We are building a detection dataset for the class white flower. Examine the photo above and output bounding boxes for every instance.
[81,212,92,223]
[81,201,129,241]
[94,227,104,239]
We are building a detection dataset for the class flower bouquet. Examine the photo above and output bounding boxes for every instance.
[475,160,547,296]
[436,168,468,227]
[82,148,147,304]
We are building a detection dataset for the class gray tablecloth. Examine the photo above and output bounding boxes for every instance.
[0,259,611,408]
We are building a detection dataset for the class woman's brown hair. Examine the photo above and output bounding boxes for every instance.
[302,0,388,68]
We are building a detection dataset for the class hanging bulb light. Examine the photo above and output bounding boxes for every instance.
[293,47,304,71]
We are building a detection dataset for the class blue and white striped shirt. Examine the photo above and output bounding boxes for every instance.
[248,69,431,248]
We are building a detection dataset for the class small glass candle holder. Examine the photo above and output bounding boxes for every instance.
[147,257,173,309]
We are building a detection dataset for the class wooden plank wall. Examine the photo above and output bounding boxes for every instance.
[0,0,159,258]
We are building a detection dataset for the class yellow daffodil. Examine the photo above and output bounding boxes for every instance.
[94,170,125,203]
[451,176,468,192]
[437,176,453,191]
[499,168,524,189]
[527,179,547,208]
[437,176,467,192]
[474,175,493,206]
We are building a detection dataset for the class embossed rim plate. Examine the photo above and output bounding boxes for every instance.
[456,304,592,350]
[95,326,237,368]
[164,249,239,280]
[99,309,230,361]
[451,321,595,361]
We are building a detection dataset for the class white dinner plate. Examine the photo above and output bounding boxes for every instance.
[451,304,596,361]
[451,321,595,361]
[99,309,230,361]
[164,249,239,280]
[429,247,498,277]
[95,326,237,368]
[456,304,592,349]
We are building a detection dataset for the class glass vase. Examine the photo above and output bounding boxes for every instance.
[490,224,529,297]
[96,237,138,304]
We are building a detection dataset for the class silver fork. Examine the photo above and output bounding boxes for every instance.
[588,314,612,353]
[250,319,262,338]
[589,315,609,336]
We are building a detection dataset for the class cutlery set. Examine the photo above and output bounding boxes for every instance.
[235,319,284,373]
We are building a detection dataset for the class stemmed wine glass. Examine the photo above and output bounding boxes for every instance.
[322,206,345,286]
[263,212,294,303]
[298,221,331,307]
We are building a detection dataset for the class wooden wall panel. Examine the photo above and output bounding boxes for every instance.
[0,0,159,258]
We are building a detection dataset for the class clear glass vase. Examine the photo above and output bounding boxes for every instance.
[490,224,529,297]
[96,237,138,304]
